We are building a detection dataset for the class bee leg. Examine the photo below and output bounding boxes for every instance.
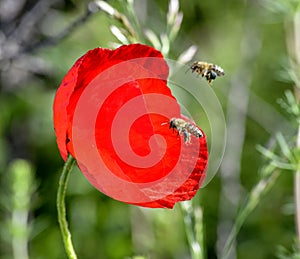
[177,128,182,136]
[205,74,213,85]
[183,130,191,144]
[169,121,173,129]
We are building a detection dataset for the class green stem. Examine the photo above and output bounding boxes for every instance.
[284,9,300,249]
[57,155,77,259]
[95,0,138,42]
[180,201,205,259]
[125,0,142,41]
[293,10,300,249]
[9,159,34,259]
[220,165,280,259]
[295,118,300,248]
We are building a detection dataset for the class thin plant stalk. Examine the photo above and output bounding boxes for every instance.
[125,0,142,40]
[9,159,35,259]
[296,118,300,247]
[285,9,300,248]
[180,201,205,259]
[295,165,300,248]
[293,11,300,249]
[94,0,138,42]
[294,9,300,249]
[220,164,280,259]
[57,155,77,259]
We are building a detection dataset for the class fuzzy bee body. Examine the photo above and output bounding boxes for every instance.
[169,118,203,144]
[190,61,224,84]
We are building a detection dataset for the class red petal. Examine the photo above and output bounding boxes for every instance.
[53,44,167,160]
[53,44,208,208]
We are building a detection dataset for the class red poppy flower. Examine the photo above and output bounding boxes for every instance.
[53,43,208,208]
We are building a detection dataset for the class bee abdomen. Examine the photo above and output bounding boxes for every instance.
[212,64,225,76]
[185,124,203,138]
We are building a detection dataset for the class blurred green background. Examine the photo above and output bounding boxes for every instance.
[0,0,298,258]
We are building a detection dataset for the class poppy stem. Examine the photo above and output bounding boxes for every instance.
[57,155,77,259]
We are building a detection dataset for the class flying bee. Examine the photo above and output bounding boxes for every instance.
[169,117,203,144]
[189,61,225,84]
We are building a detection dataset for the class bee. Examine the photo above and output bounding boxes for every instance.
[190,61,225,84]
[169,117,203,144]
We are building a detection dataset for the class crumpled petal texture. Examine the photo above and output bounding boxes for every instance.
[53,43,208,208]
